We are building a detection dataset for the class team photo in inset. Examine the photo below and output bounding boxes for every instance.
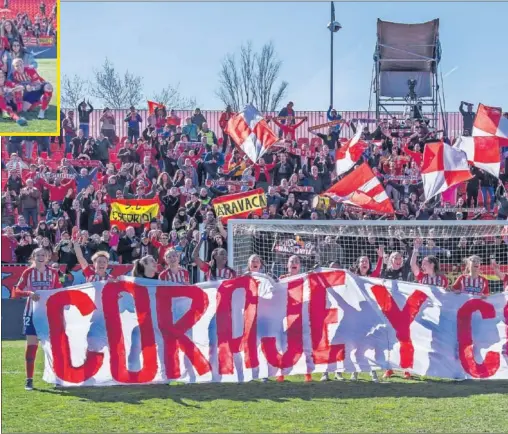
[0,0,58,134]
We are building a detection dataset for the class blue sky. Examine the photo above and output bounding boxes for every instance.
[61,1,508,111]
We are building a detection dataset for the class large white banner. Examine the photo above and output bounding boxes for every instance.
[32,270,508,387]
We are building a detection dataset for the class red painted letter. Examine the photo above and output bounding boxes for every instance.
[102,281,158,383]
[47,290,104,383]
[217,276,259,374]
[308,270,346,364]
[457,299,500,378]
[371,285,428,369]
[261,277,304,369]
[156,285,211,379]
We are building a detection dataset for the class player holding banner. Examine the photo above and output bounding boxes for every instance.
[73,241,111,282]
[11,58,53,120]
[192,232,236,281]
[160,248,190,283]
[452,255,490,297]
[410,239,449,288]
[12,248,62,391]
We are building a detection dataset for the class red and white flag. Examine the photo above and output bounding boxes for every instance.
[421,141,473,200]
[225,104,278,163]
[324,163,394,214]
[454,135,501,178]
[472,104,508,146]
[335,124,369,176]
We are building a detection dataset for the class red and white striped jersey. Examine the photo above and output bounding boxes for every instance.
[12,67,44,85]
[416,272,449,288]
[14,266,62,316]
[83,265,110,283]
[199,263,236,281]
[159,267,190,284]
[452,275,490,296]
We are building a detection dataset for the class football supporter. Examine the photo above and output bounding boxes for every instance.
[12,247,62,391]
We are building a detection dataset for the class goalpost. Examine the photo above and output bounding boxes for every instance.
[227,219,508,293]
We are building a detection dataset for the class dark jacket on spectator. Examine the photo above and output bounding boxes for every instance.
[15,241,37,263]
[83,208,110,236]
[12,223,33,236]
[142,164,159,182]
[117,147,137,164]
[117,235,139,263]
[7,175,23,195]
[161,194,180,230]
[266,194,285,210]
[459,102,475,134]
[191,113,207,129]
[273,161,294,186]
[71,136,87,158]
[78,103,94,124]
[203,151,224,178]
[306,175,324,194]
[95,138,111,162]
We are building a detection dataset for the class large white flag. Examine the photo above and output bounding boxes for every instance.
[33,272,508,387]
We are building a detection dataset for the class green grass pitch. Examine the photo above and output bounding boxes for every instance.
[0,59,58,135]
[2,340,508,432]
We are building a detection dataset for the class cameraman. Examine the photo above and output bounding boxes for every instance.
[459,101,475,136]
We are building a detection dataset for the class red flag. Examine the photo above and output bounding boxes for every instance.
[472,104,508,146]
[147,101,164,116]
[454,136,501,178]
[421,141,473,200]
[225,104,278,163]
[323,163,394,214]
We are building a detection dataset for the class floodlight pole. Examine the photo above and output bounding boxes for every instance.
[328,2,341,108]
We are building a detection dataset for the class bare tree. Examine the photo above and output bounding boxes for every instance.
[151,84,197,110]
[61,74,87,109]
[216,41,288,113]
[89,58,144,109]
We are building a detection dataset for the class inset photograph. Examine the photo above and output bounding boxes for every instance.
[0,0,59,134]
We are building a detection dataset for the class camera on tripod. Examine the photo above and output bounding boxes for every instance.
[407,79,418,100]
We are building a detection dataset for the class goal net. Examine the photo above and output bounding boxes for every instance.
[227,220,508,293]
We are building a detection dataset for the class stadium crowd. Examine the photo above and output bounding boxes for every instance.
[2,101,508,289]
[4,101,508,391]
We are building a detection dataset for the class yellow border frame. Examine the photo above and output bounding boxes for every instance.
[2,0,60,137]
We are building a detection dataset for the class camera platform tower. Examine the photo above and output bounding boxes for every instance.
[372,19,442,127]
